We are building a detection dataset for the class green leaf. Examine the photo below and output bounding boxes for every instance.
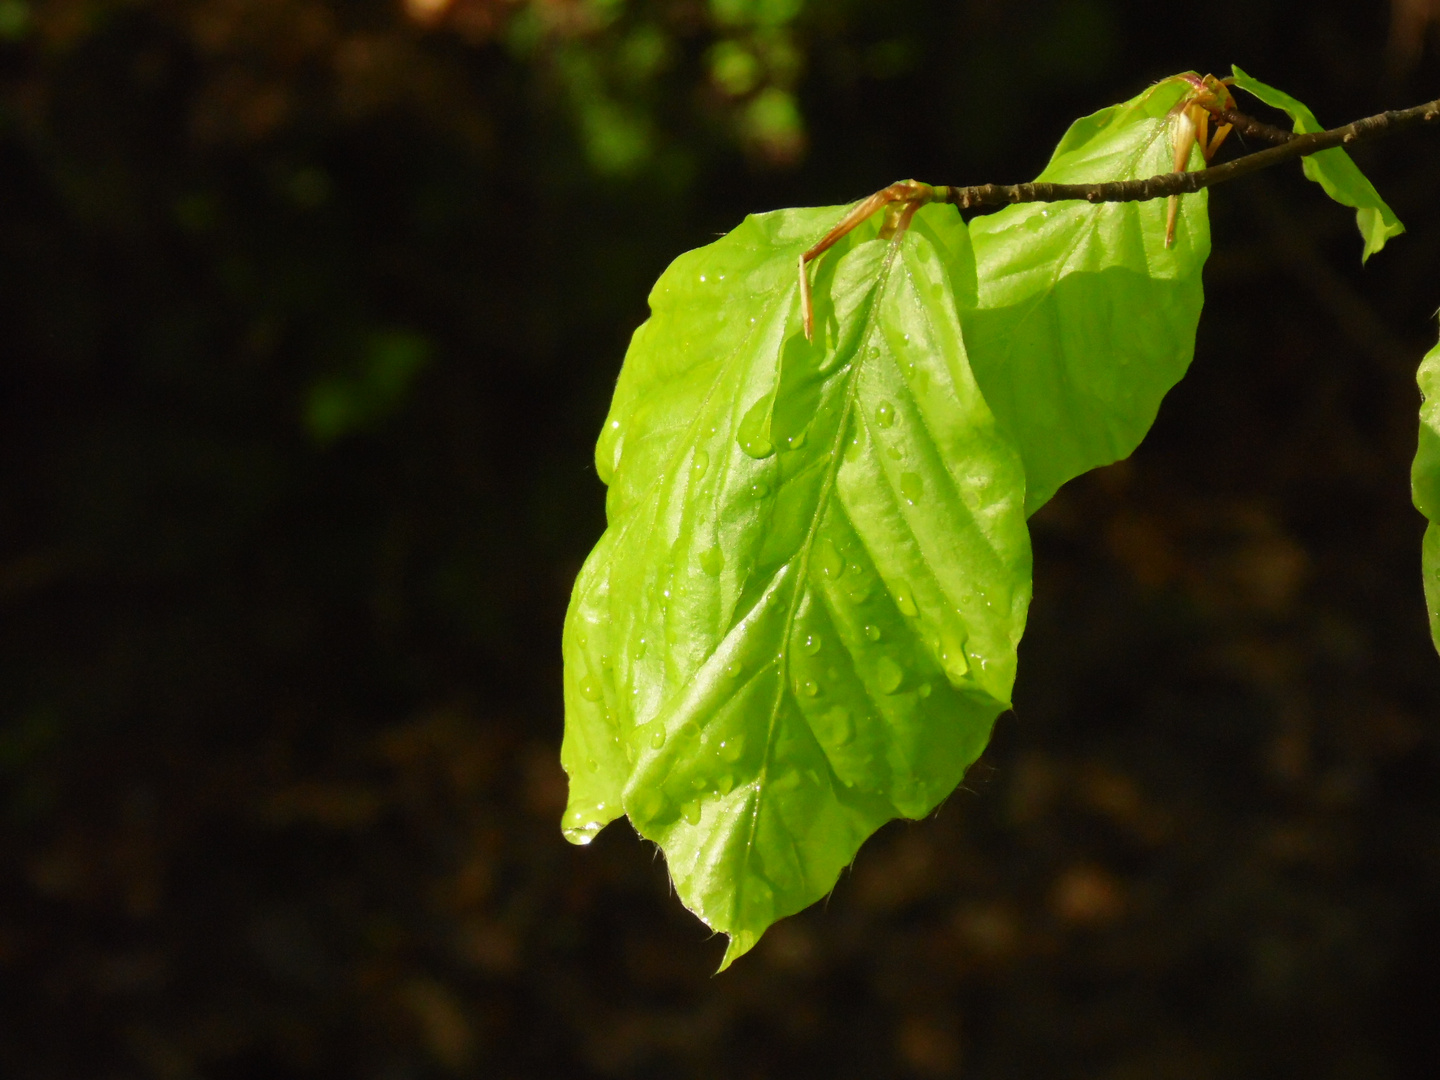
[962,75,1210,515]
[1230,65,1404,263]
[562,202,1031,967]
[1412,335,1440,653]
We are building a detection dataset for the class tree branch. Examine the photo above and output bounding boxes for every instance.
[933,97,1440,211]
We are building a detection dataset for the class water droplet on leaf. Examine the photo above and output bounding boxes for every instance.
[830,706,854,744]
[893,582,918,616]
[900,472,923,503]
[649,725,665,749]
[864,624,881,642]
[876,657,904,694]
[682,801,701,825]
[719,737,743,762]
[802,632,822,655]
[579,676,604,702]
[691,450,709,480]
[875,401,896,429]
[815,539,844,578]
[802,680,820,697]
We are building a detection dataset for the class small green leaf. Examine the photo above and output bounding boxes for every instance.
[962,75,1210,514]
[563,203,1031,967]
[1230,65,1404,263]
[1412,335,1440,653]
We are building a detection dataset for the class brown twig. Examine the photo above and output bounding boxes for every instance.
[1202,106,1296,145]
[933,96,1440,210]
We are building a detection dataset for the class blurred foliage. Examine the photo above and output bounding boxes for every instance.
[1,0,1439,1078]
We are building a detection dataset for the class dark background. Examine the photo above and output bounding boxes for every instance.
[2,0,1439,1076]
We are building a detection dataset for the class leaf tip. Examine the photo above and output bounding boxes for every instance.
[716,928,761,972]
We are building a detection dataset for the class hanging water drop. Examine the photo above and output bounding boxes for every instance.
[893,582,918,616]
[562,819,604,845]
[717,774,734,795]
[802,632,822,655]
[875,401,896,428]
[682,801,701,825]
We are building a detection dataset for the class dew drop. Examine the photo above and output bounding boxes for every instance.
[802,679,821,697]
[865,624,881,642]
[699,546,724,576]
[681,721,701,740]
[786,429,807,450]
[893,582,918,617]
[691,776,707,790]
[719,737,743,762]
[876,656,904,694]
[691,450,709,481]
[802,632,822,655]
[649,725,666,749]
[875,401,896,429]
[815,539,844,579]
[682,800,701,825]
[717,774,735,795]
[751,480,771,498]
[563,819,604,845]
[579,676,604,702]
[899,472,923,504]
[741,434,774,458]
[725,662,742,679]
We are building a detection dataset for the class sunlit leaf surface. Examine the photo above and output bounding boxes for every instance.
[1230,65,1404,263]
[1413,337,1440,653]
[962,76,1210,515]
[562,204,1031,966]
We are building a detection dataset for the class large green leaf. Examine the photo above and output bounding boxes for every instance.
[1413,337,1440,653]
[561,203,1031,967]
[962,75,1211,515]
[1230,65,1404,263]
